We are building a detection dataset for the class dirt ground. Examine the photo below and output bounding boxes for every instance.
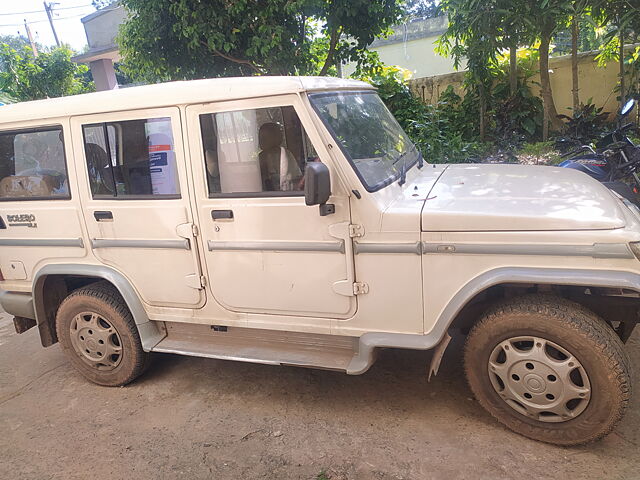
[1,311,639,480]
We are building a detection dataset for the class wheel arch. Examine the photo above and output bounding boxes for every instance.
[32,264,165,350]
[348,267,640,376]
[442,267,640,338]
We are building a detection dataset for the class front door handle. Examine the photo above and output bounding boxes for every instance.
[211,210,234,220]
[94,210,113,221]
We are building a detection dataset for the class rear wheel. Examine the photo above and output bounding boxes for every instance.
[464,294,632,445]
[56,282,150,386]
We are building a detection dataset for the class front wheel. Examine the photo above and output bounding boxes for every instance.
[56,281,150,386]
[464,295,632,446]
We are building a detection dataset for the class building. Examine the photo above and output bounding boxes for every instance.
[344,15,463,79]
[72,3,125,91]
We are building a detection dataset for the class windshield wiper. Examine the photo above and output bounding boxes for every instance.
[394,143,422,186]
[398,157,408,186]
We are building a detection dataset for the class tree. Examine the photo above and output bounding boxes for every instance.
[592,0,640,107]
[117,0,403,82]
[92,0,116,9]
[556,0,615,114]
[0,35,40,71]
[566,1,593,112]
[315,0,403,76]
[403,0,441,19]
[0,45,94,102]
[517,1,572,139]
[496,1,534,97]
[437,0,533,139]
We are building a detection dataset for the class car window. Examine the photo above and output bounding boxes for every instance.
[0,126,70,200]
[199,106,318,197]
[82,117,180,198]
[310,91,418,192]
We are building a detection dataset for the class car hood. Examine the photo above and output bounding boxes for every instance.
[420,164,627,232]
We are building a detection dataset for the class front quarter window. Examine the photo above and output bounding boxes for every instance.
[309,91,419,192]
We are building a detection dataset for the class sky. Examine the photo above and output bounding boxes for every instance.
[0,0,96,51]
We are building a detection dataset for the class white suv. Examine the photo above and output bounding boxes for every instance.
[0,77,636,445]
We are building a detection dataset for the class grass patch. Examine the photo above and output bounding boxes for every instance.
[516,141,562,165]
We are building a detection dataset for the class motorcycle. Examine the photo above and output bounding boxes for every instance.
[559,98,640,205]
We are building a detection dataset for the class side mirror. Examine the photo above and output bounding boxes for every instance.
[619,99,635,117]
[304,162,334,216]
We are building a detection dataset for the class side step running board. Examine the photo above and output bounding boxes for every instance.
[151,322,359,372]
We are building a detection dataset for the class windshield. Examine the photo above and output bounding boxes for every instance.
[309,91,420,191]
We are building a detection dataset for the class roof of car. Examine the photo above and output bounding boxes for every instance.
[0,76,374,126]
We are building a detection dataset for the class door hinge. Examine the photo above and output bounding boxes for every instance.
[353,282,369,295]
[185,273,206,289]
[176,222,199,239]
[348,224,365,238]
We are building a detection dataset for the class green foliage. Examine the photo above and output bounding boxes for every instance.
[0,92,14,104]
[114,63,135,86]
[429,47,544,149]
[492,80,544,140]
[491,48,544,142]
[436,84,484,141]
[594,34,620,67]
[316,471,330,480]
[556,101,610,145]
[627,46,640,101]
[519,141,557,157]
[553,17,608,56]
[357,66,488,163]
[92,0,115,8]
[0,45,94,102]
[0,35,39,70]
[118,0,403,82]
[403,0,441,19]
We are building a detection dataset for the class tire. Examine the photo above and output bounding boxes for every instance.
[55,281,150,386]
[464,294,632,446]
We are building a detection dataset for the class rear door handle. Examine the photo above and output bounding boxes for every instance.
[211,210,234,220]
[94,211,113,221]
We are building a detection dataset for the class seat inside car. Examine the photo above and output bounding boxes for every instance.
[0,175,56,197]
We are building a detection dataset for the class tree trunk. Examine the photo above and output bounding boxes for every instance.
[319,27,341,76]
[619,25,626,107]
[509,43,517,96]
[571,15,580,112]
[539,30,562,140]
[479,83,486,141]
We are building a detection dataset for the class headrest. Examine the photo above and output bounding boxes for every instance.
[85,143,109,162]
[259,123,283,150]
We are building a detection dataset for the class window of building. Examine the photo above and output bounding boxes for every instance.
[0,126,70,200]
[199,106,317,197]
[82,117,180,198]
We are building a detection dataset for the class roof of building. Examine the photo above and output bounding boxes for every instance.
[370,15,448,48]
[72,3,125,65]
[0,76,373,126]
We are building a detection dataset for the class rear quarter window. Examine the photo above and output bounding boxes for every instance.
[0,126,70,200]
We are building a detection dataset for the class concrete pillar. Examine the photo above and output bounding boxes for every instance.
[89,59,118,91]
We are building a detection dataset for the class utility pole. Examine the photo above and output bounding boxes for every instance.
[23,20,39,57]
[43,2,61,47]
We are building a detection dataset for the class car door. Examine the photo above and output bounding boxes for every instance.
[0,121,86,283]
[71,108,204,308]
[186,95,357,320]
